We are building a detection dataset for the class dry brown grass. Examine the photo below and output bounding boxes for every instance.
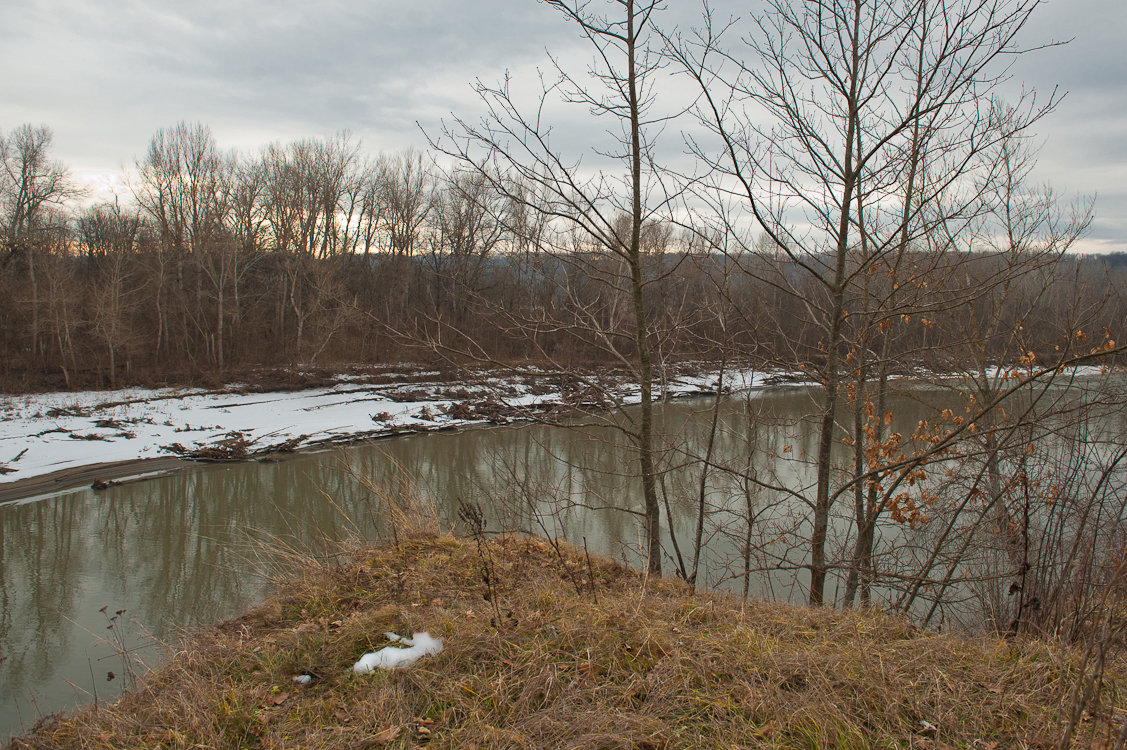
[9,533,1126,749]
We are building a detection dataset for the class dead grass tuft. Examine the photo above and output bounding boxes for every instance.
[8,534,1126,749]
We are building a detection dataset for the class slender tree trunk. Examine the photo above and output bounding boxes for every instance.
[624,0,661,576]
[53,301,71,390]
[810,170,857,604]
[28,243,40,366]
[691,356,726,586]
[809,0,863,607]
[108,339,116,388]
[216,271,225,372]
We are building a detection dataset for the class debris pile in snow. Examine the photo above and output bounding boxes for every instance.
[353,631,444,673]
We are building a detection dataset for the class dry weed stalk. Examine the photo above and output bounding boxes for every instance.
[457,500,507,629]
[1055,559,1127,749]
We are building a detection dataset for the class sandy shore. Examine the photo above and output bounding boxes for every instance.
[0,457,192,504]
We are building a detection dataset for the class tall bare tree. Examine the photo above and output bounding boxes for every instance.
[134,122,232,361]
[434,0,678,574]
[674,0,1062,604]
[0,124,80,359]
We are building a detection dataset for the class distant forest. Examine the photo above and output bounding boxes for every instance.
[0,121,1123,392]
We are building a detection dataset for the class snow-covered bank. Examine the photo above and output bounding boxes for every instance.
[0,366,772,492]
[6,361,1106,497]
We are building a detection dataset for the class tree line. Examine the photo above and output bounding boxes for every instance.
[0,121,1123,393]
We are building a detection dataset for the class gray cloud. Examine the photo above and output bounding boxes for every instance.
[0,0,1122,251]
[0,0,572,158]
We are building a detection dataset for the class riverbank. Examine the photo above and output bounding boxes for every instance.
[7,532,1119,749]
[5,360,1112,504]
[0,364,771,501]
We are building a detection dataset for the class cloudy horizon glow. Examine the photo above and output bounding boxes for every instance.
[2,0,1123,252]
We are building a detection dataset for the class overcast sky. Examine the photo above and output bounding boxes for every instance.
[1,0,1123,252]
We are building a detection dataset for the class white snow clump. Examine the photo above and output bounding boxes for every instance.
[352,631,444,673]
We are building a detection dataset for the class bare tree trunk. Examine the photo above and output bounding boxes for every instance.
[810,115,859,605]
[216,268,225,372]
[691,357,726,586]
[28,243,39,365]
[623,2,661,575]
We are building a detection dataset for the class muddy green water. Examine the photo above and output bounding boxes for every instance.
[1,382,1107,739]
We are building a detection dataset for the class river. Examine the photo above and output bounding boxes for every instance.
[2,378,1123,739]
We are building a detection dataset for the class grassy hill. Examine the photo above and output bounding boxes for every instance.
[9,531,1124,749]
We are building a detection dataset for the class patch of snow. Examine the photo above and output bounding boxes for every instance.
[352,631,444,672]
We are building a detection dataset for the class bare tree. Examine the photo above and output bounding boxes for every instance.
[0,124,80,359]
[0,125,76,248]
[381,149,433,258]
[134,122,232,362]
[432,0,680,574]
[673,0,1062,605]
[892,126,1103,630]
[423,169,507,325]
[77,198,146,385]
[77,197,143,258]
[257,134,361,361]
[135,122,230,256]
